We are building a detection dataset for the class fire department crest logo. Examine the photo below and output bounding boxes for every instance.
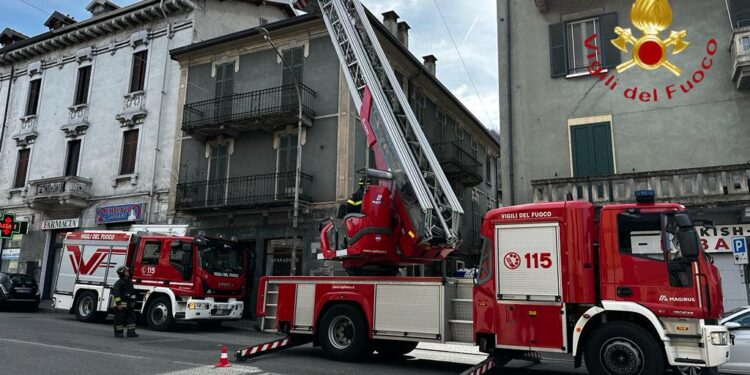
[503,252,521,270]
[612,0,689,76]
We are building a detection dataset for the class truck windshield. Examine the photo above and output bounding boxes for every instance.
[198,239,243,276]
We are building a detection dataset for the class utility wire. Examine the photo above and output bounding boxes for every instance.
[431,0,496,130]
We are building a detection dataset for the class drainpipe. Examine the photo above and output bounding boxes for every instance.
[0,62,14,157]
[148,1,176,224]
[505,0,515,205]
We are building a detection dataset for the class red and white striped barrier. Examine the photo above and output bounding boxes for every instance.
[460,356,496,375]
[235,336,312,362]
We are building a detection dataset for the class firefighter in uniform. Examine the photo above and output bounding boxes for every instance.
[113,266,138,338]
[346,178,367,214]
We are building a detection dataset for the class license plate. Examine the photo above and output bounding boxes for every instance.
[215,303,231,310]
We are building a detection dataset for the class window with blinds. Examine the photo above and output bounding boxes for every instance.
[120,129,139,175]
[570,122,614,177]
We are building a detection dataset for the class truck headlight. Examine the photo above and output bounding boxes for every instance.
[188,302,209,310]
[710,331,728,346]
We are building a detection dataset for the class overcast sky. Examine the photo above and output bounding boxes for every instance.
[1,0,499,131]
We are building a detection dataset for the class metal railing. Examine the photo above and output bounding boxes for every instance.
[182,84,316,130]
[175,171,313,210]
[433,141,482,184]
[531,164,750,207]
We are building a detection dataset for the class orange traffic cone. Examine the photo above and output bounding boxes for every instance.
[215,345,231,368]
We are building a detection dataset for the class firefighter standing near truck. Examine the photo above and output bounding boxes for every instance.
[113,266,138,338]
[346,178,367,214]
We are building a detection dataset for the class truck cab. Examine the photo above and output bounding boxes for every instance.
[130,235,245,330]
[474,192,730,374]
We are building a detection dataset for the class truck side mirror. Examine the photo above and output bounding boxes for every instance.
[678,228,700,262]
[724,322,742,331]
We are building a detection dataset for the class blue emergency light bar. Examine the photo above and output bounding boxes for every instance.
[635,190,655,203]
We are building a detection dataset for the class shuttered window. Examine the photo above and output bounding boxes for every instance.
[281,47,304,108]
[65,140,81,177]
[130,51,148,93]
[730,0,750,27]
[120,129,139,175]
[74,66,91,105]
[25,79,41,116]
[14,149,30,188]
[570,122,614,177]
[549,12,620,78]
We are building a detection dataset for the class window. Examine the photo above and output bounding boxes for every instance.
[486,154,493,185]
[207,143,229,205]
[65,140,81,177]
[731,312,750,328]
[120,129,139,175]
[277,134,298,195]
[743,36,750,52]
[74,66,91,105]
[214,62,235,120]
[729,0,750,28]
[549,13,620,78]
[25,79,41,116]
[169,242,193,281]
[129,51,147,93]
[141,242,161,265]
[411,90,427,125]
[14,149,30,188]
[570,122,613,177]
[617,213,663,260]
[436,110,447,141]
[281,47,304,107]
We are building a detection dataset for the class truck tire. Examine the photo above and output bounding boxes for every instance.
[146,296,175,331]
[584,321,664,375]
[318,304,370,362]
[674,366,718,375]
[75,291,99,323]
[373,340,418,358]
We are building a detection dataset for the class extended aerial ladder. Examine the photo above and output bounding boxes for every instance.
[307,0,463,268]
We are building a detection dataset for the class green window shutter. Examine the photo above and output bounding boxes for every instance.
[571,126,593,177]
[599,12,622,69]
[549,22,567,78]
[591,123,614,176]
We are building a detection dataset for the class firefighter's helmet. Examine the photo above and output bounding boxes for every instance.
[116,266,130,277]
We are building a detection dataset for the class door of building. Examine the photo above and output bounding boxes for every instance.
[264,239,301,277]
[239,240,256,318]
[43,230,71,299]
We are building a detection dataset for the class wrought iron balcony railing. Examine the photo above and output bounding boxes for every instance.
[182,84,316,133]
[175,171,313,211]
[433,141,483,186]
[531,164,750,207]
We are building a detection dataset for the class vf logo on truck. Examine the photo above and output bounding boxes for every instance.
[66,246,125,275]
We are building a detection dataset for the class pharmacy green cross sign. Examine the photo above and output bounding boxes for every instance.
[0,213,28,239]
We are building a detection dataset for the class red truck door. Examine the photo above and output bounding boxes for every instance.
[600,211,703,318]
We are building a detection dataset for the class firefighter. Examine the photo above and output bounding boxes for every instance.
[113,266,138,338]
[346,178,367,214]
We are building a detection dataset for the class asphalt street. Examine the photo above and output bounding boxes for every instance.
[0,307,586,375]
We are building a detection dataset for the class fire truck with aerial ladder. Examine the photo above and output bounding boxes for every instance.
[52,226,246,331]
[227,1,731,374]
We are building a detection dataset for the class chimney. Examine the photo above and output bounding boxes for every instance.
[382,11,399,36]
[44,11,76,31]
[397,21,410,49]
[0,28,28,47]
[85,0,120,17]
[423,55,437,75]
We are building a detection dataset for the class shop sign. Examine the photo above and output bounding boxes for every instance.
[42,218,80,230]
[0,213,27,239]
[699,225,750,254]
[95,203,144,224]
[1,249,20,260]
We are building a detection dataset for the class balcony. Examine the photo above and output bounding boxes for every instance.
[434,141,482,186]
[175,172,313,211]
[182,84,316,138]
[731,28,750,90]
[25,176,92,210]
[531,164,750,207]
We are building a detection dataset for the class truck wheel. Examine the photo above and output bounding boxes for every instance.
[146,296,175,331]
[196,320,223,330]
[674,366,718,375]
[584,322,664,375]
[75,291,99,323]
[318,304,369,362]
[373,340,418,358]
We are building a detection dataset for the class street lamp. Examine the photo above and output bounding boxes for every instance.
[259,27,304,276]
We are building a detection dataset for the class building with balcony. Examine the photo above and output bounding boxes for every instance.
[0,0,294,298]
[169,11,500,316]
[498,0,750,309]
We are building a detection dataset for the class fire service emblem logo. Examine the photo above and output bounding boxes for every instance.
[503,252,521,270]
[612,0,689,76]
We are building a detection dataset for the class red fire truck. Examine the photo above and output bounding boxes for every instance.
[235,1,731,373]
[52,231,245,331]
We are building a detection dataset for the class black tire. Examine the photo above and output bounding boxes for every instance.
[373,340,418,358]
[584,321,664,375]
[317,304,370,362]
[145,296,174,331]
[196,320,223,330]
[74,291,99,323]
